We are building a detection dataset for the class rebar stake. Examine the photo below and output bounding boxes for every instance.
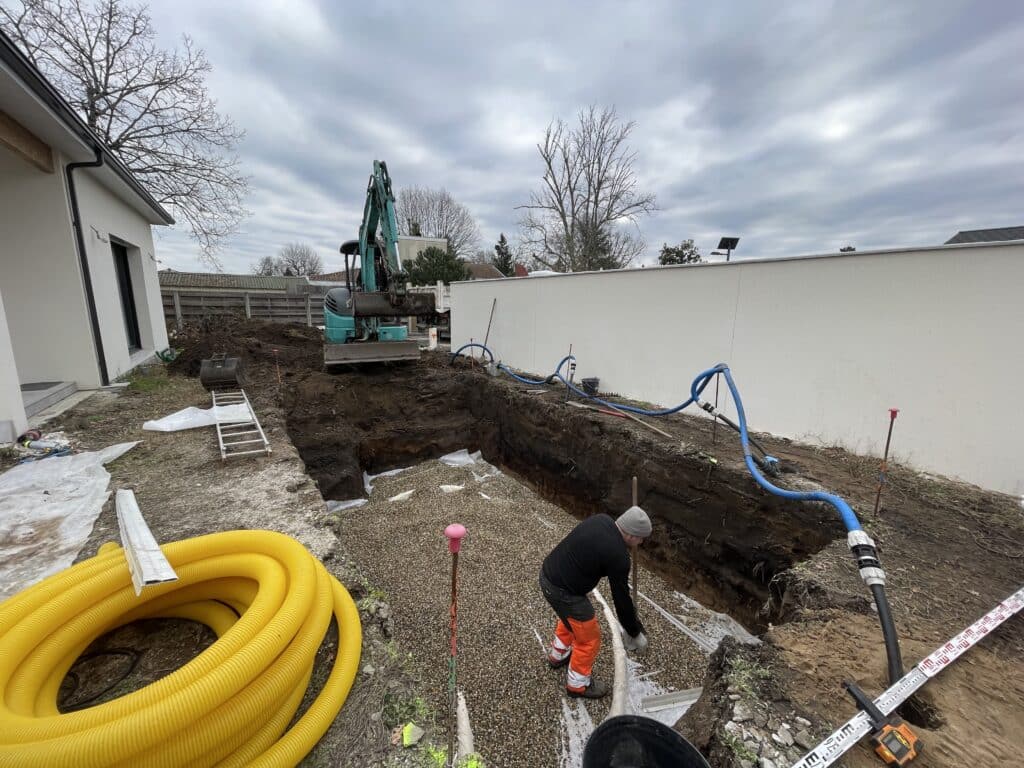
[872,409,899,517]
[444,523,467,768]
[631,476,639,604]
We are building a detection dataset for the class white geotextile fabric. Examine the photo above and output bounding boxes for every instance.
[438,448,481,467]
[325,498,368,513]
[0,442,137,601]
[142,404,250,432]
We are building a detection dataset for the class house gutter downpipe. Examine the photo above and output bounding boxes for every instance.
[65,147,109,386]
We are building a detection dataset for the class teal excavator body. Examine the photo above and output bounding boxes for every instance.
[323,160,435,365]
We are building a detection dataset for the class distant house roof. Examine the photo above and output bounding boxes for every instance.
[465,263,505,280]
[158,270,305,291]
[310,269,360,284]
[945,226,1024,244]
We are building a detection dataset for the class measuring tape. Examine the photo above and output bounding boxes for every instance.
[791,585,1023,768]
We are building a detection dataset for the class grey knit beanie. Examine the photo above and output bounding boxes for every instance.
[616,506,652,538]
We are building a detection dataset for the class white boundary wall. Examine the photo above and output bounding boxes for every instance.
[451,242,1024,497]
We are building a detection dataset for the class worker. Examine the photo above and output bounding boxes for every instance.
[539,506,650,699]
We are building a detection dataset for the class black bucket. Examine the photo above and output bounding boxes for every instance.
[581,377,600,396]
[199,353,243,390]
[583,716,711,768]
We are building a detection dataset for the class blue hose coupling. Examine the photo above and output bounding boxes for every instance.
[848,530,886,587]
[762,456,780,477]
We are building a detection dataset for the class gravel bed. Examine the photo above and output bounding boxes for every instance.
[333,456,714,767]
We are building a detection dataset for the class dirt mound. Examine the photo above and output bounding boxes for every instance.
[169,317,322,377]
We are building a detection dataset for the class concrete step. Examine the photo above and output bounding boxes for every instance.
[21,381,78,418]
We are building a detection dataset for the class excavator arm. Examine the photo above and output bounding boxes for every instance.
[357,160,407,295]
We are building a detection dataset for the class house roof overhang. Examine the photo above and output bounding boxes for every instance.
[0,31,174,226]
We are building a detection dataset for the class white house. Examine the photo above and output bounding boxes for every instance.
[0,31,173,442]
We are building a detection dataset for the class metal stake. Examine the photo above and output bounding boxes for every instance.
[483,298,497,351]
[444,523,467,768]
[712,372,721,444]
[631,475,639,603]
[565,343,575,401]
[872,409,899,517]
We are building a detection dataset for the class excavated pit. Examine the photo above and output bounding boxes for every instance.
[281,354,841,628]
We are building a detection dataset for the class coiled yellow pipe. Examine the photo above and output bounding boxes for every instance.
[0,530,361,767]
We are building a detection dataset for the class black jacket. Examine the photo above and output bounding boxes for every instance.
[542,514,644,637]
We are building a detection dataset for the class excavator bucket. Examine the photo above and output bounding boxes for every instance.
[324,340,421,366]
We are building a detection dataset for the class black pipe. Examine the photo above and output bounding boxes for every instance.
[712,411,773,461]
[870,583,904,684]
[65,149,109,386]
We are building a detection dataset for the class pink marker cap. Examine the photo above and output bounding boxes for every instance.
[445,523,467,553]
[889,408,899,419]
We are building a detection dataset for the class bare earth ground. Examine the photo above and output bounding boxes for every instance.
[10,317,1022,768]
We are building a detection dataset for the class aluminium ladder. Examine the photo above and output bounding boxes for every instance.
[211,388,271,461]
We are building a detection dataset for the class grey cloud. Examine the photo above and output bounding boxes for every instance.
[146,1,1023,272]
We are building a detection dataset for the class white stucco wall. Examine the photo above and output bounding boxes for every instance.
[75,166,168,380]
[0,285,26,442]
[0,148,99,386]
[452,242,1024,496]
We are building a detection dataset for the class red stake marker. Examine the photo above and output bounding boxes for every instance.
[444,524,467,768]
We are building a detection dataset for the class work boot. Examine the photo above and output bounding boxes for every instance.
[567,678,609,699]
[547,649,572,669]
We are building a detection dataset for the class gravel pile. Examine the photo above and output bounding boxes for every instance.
[333,455,716,767]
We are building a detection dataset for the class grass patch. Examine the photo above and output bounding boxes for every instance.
[722,731,758,763]
[729,655,772,698]
[127,373,170,393]
[382,692,434,729]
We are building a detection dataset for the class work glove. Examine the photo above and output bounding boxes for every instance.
[621,629,648,653]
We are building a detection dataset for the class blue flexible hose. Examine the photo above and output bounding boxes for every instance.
[718,366,862,532]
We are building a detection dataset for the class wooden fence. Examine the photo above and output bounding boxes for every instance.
[162,290,324,329]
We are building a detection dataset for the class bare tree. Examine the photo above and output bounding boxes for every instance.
[276,243,322,276]
[251,255,277,276]
[395,186,481,258]
[517,106,656,272]
[1,0,248,264]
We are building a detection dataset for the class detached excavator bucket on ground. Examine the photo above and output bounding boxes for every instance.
[199,353,243,389]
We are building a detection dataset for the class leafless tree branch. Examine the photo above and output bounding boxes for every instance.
[516,105,656,272]
[394,186,481,259]
[1,0,249,265]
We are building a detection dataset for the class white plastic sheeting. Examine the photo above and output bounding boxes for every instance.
[0,442,137,601]
[363,466,411,495]
[325,498,368,513]
[438,448,502,483]
[142,404,250,432]
[439,448,482,467]
[638,590,759,654]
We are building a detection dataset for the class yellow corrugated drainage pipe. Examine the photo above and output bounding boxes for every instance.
[0,530,361,768]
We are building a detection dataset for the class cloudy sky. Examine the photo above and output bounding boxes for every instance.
[147,1,1024,273]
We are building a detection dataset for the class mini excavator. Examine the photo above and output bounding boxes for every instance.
[323,160,435,365]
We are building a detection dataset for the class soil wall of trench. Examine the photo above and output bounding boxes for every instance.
[282,355,844,626]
